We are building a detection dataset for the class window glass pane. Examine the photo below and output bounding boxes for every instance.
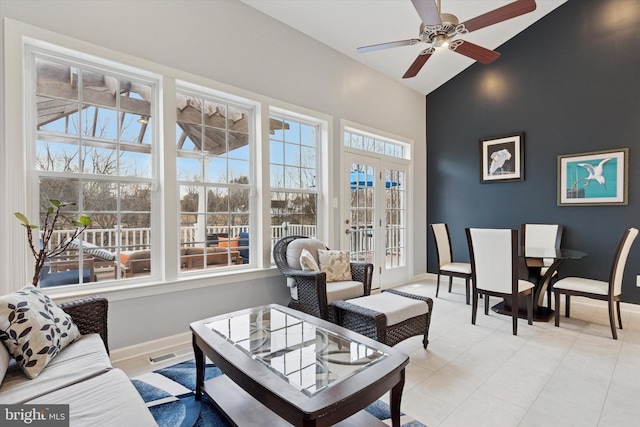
[33,54,156,286]
[229,159,249,183]
[82,146,118,175]
[176,90,254,273]
[82,70,117,108]
[270,164,285,188]
[229,143,249,161]
[270,115,319,245]
[284,142,301,167]
[203,100,226,129]
[120,150,152,178]
[270,141,284,165]
[204,128,227,154]
[206,157,227,184]
[228,106,249,134]
[36,138,80,172]
[120,112,150,143]
[285,166,301,189]
[176,95,202,125]
[37,97,80,135]
[180,186,201,213]
[177,157,202,181]
[82,106,117,140]
[284,120,300,143]
[300,124,316,147]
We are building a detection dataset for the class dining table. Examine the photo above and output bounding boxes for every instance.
[491,247,587,321]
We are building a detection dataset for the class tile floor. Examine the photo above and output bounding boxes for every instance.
[386,280,640,427]
[117,278,640,426]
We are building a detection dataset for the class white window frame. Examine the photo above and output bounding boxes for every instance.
[2,19,333,300]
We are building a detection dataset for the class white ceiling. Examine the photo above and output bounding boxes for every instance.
[241,0,567,95]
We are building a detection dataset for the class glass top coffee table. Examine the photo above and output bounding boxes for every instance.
[191,304,409,427]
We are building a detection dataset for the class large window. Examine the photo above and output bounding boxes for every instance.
[269,114,319,247]
[176,90,253,271]
[16,37,328,292]
[32,52,157,284]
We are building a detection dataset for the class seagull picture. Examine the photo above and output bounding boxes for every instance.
[577,158,612,190]
[489,149,512,175]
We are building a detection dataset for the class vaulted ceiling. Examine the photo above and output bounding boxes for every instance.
[241,0,567,95]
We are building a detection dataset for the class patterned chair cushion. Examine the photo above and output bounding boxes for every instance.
[318,250,353,282]
[299,249,320,272]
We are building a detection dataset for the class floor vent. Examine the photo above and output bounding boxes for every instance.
[149,352,176,364]
[149,347,192,364]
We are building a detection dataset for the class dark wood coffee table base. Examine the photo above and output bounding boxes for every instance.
[204,375,387,427]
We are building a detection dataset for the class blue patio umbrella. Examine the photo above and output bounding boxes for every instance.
[350,170,399,189]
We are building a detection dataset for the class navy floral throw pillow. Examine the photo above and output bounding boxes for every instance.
[0,286,79,379]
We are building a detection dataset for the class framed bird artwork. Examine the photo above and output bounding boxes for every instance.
[479,133,524,183]
[558,148,628,206]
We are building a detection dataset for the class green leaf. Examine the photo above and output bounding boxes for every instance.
[14,212,30,225]
[47,207,54,215]
[50,199,61,207]
[79,215,92,226]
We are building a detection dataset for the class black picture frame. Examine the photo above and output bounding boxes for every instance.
[480,133,524,183]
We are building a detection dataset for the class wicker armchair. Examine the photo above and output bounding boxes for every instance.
[273,235,374,321]
[59,296,109,353]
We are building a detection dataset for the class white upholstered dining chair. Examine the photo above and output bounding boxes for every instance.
[553,227,638,340]
[431,223,472,305]
[466,228,535,336]
[521,223,564,308]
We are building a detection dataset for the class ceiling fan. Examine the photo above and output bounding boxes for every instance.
[357,0,537,78]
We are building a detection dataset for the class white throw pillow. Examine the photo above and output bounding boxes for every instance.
[317,250,352,282]
[299,249,320,272]
[0,286,80,379]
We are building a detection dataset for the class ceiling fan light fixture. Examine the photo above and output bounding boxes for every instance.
[432,34,449,48]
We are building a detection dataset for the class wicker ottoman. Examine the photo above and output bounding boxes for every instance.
[333,289,433,348]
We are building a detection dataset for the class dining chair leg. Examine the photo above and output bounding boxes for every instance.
[547,285,552,310]
[616,300,623,330]
[565,294,571,318]
[471,291,478,325]
[448,276,453,293]
[608,299,618,340]
[484,294,489,315]
[511,298,518,335]
[527,292,533,325]
[465,277,470,305]
[436,273,441,297]
[554,289,561,327]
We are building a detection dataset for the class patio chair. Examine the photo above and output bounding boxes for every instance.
[40,255,96,288]
[273,235,373,321]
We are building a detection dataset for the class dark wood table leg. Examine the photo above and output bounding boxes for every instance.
[390,368,405,427]
[193,334,204,401]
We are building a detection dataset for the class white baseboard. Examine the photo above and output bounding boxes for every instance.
[110,331,191,364]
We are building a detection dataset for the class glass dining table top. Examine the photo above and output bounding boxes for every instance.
[203,307,389,397]
[523,247,587,259]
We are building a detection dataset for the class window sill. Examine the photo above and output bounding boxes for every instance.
[47,266,282,303]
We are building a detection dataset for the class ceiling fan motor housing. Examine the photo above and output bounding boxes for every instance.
[419,12,462,46]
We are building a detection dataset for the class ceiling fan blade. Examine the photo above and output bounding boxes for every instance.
[357,39,421,54]
[461,0,537,33]
[450,40,500,64]
[402,48,435,79]
[411,0,442,26]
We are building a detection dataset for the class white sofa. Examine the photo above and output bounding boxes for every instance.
[0,296,156,426]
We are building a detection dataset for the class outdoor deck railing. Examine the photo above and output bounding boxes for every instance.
[49,224,318,251]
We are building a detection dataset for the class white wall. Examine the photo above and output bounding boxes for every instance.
[0,0,426,350]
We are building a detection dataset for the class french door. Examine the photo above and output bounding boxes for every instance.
[342,153,409,289]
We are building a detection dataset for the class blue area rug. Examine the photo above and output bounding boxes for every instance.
[131,359,426,427]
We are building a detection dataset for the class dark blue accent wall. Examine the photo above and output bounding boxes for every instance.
[426,0,640,303]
